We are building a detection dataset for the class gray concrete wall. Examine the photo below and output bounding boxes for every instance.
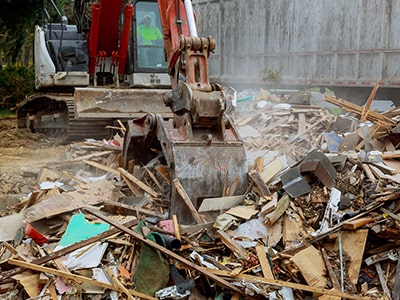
[192,0,400,92]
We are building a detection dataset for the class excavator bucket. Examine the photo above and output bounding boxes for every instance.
[123,114,248,224]
[167,138,248,224]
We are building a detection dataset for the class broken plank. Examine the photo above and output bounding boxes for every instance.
[102,201,164,219]
[282,213,307,249]
[118,167,159,198]
[143,166,164,193]
[173,178,204,224]
[260,192,278,216]
[297,112,307,135]
[324,95,396,127]
[172,215,181,241]
[361,81,380,121]
[217,230,248,260]
[321,248,340,291]
[225,205,258,220]
[360,163,376,183]
[180,222,214,236]
[8,259,155,300]
[260,156,286,184]
[342,217,374,230]
[318,295,341,300]
[254,156,264,173]
[83,207,246,297]
[382,150,400,159]
[83,159,119,176]
[264,193,291,226]
[12,272,40,299]
[120,173,143,196]
[255,244,274,279]
[248,169,271,199]
[104,265,135,300]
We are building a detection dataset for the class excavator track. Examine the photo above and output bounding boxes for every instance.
[17,93,113,144]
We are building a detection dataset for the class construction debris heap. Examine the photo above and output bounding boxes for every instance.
[0,89,400,299]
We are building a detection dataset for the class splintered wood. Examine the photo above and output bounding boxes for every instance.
[324,95,396,128]
[236,104,334,161]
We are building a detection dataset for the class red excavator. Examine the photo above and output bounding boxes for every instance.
[18,0,247,223]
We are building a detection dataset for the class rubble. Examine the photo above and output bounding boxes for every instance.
[1,90,400,299]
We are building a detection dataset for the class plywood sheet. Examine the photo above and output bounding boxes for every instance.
[290,245,327,287]
[341,229,368,285]
[25,180,114,222]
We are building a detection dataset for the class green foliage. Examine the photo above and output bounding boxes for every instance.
[0,65,35,109]
[0,109,16,118]
[260,67,281,90]
[0,0,74,64]
[0,0,42,63]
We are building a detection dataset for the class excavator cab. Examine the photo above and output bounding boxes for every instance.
[134,1,168,70]
[30,0,169,90]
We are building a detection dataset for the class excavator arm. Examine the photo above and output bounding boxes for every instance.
[158,0,224,128]
[123,0,248,224]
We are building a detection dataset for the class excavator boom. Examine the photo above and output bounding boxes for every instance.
[123,0,248,224]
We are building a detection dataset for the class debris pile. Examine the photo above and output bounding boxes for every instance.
[1,91,400,299]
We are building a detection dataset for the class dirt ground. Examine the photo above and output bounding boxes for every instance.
[0,117,69,201]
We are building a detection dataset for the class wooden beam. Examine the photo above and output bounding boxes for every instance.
[8,259,155,300]
[83,206,246,297]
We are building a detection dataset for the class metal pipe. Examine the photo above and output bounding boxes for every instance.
[184,0,198,37]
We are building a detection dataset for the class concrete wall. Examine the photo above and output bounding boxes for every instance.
[192,0,400,94]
